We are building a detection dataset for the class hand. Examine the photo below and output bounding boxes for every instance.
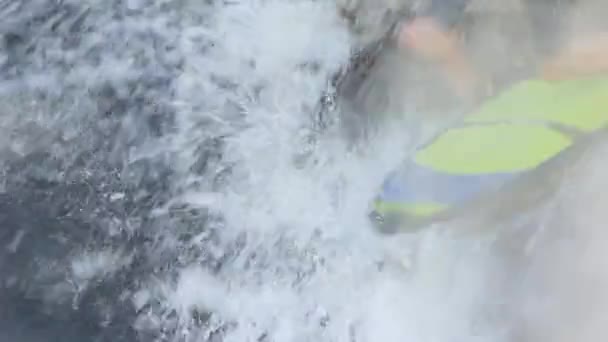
[540,57,576,81]
[540,33,608,81]
[397,17,460,62]
[540,42,587,81]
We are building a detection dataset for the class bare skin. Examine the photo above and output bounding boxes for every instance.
[541,32,608,80]
[398,17,608,100]
[398,17,481,100]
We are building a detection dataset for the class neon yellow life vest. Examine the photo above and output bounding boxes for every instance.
[373,76,608,223]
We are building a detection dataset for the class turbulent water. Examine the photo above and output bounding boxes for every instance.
[2,0,608,342]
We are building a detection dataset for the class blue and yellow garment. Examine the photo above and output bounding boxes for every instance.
[372,76,608,231]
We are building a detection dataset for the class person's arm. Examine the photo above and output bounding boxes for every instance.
[541,32,608,81]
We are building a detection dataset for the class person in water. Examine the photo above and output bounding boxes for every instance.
[371,0,608,233]
[397,0,608,102]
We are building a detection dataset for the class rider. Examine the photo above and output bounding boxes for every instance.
[372,0,608,233]
[398,0,608,102]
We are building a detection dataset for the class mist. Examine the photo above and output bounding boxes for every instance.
[335,0,608,341]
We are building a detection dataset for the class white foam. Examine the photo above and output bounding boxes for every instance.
[156,0,509,341]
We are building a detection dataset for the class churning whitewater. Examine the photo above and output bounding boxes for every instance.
[4,0,608,341]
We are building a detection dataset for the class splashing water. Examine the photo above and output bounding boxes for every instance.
[132,1,511,341]
[6,0,608,341]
